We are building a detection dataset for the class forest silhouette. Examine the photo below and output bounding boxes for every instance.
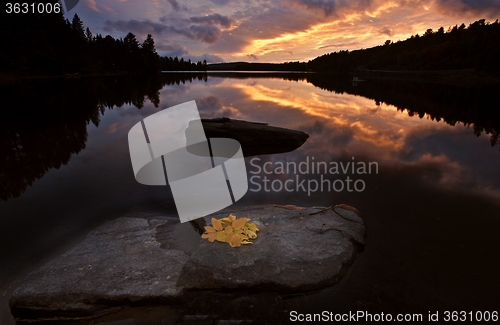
[1,4,498,76]
[0,1,206,77]
[309,19,500,73]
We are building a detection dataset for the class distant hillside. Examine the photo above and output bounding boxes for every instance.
[207,62,308,71]
[309,19,500,74]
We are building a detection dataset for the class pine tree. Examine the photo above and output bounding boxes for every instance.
[141,34,156,55]
[124,32,139,52]
[86,27,93,43]
[71,14,85,39]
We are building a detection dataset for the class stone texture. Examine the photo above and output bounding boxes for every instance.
[10,205,365,322]
[10,216,188,321]
[178,204,365,292]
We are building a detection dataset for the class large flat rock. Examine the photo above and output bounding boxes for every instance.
[10,216,188,321]
[10,205,365,322]
[179,205,365,292]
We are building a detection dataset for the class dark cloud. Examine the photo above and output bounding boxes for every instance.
[435,0,500,18]
[186,53,226,63]
[103,20,222,44]
[207,34,250,54]
[167,0,188,11]
[167,0,180,10]
[190,13,234,28]
[233,6,319,40]
[156,43,189,57]
[295,0,337,16]
[247,54,258,61]
[380,28,394,36]
[294,0,373,16]
[188,25,222,43]
[103,19,168,35]
[209,0,232,5]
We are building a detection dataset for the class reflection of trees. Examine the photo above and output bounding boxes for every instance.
[162,72,308,83]
[307,74,500,149]
[206,72,307,82]
[162,73,208,85]
[0,76,165,201]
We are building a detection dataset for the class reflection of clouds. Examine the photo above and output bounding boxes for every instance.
[301,120,356,153]
[230,79,433,152]
[188,77,500,198]
[203,77,226,87]
[117,103,162,118]
[198,95,224,111]
[104,75,500,199]
[197,95,240,118]
[410,153,467,187]
[159,84,193,104]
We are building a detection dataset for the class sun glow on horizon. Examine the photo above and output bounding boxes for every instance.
[226,2,485,63]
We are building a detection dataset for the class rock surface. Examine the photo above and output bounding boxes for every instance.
[198,118,310,156]
[10,216,188,321]
[10,205,365,322]
[179,205,365,292]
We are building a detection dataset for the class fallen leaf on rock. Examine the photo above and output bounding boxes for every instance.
[212,218,223,231]
[201,215,260,248]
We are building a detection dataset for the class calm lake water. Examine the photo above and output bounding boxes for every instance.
[1,73,499,324]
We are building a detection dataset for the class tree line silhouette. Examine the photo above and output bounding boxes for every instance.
[0,1,207,77]
[308,19,500,73]
[160,57,207,71]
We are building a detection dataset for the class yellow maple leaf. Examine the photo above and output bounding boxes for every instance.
[231,217,248,230]
[201,232,217,242]
[212,218,223,231]
[216,231,226,242]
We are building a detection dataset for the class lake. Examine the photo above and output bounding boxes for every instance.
[1,73,499,324]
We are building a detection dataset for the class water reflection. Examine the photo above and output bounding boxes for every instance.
[1,73,500,324]
[0,76,166,201]
[307,74,500,148]
[3,73,498,202]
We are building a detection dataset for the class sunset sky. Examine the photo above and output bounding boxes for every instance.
[68,0,500,63]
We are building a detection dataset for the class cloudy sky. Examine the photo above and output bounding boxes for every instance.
[67,0,500,63]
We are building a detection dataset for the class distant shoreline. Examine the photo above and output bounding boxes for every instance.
[2,69,499,86]
[162,70,313,73]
